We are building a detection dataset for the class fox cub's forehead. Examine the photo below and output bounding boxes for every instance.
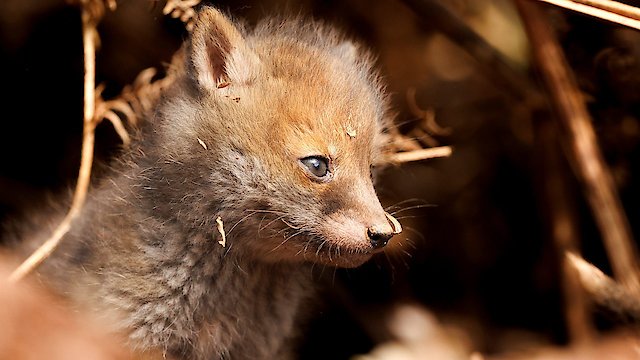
[253,40,383,139]
[265,75,380,156]
[255,38,372,92]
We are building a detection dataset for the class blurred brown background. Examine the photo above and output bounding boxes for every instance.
[2,0,640,358]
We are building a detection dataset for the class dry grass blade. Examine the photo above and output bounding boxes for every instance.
[94,57,182,144]
[117,49,184,126]
[387,146,453,164]
[122,68,162,121]
[534,0,640,31]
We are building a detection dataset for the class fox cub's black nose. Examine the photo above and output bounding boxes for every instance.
[367,226,394,249]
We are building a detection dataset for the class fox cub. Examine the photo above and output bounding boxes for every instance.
[18,6,401,360]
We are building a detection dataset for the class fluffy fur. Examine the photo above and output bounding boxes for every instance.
[14,7,399,359]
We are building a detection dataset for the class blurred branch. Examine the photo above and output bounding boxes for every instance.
[567,253,640,321]
[534,0,640,31]
[573,0,640,20]
[163,0,202,30]
[534,118,593,343]
[401,0,541,102]
[516,0,640,293]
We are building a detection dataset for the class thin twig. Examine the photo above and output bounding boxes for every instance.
[102,110,131,145]
[534,0,640,31]
[516,0,640,293]
[387,146,453,164]
[9,7,100,282]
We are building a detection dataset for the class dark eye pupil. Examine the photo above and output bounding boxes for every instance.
[301,156,329,178]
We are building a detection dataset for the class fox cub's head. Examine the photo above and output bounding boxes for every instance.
[157,7,401,267]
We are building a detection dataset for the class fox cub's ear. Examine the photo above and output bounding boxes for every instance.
[188,7,261,89]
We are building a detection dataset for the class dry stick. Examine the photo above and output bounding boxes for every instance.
[516,1,640,293]
[572,0,640,21]
[9,10,98,283]
[388,146,453,164]
[9,0,198,282]
[567,252,640,320]
[535,119,593,342]
[534,0,640,31]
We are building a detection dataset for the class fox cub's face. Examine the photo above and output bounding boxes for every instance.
[162,8,401,267]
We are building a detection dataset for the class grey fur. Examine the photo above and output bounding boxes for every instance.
[14,7,398,359]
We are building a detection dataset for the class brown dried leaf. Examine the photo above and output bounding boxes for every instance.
[216,216,227,247]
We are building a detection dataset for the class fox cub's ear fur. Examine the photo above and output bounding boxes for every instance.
[188,7,261,89]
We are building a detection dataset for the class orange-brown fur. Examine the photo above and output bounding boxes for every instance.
[12,7,400,359]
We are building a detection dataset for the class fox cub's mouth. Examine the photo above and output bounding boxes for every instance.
[267,211,402,268]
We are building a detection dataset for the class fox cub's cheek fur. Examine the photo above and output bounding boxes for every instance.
[166,7,402,266]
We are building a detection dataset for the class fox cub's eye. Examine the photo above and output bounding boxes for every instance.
[300,156,331,181]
